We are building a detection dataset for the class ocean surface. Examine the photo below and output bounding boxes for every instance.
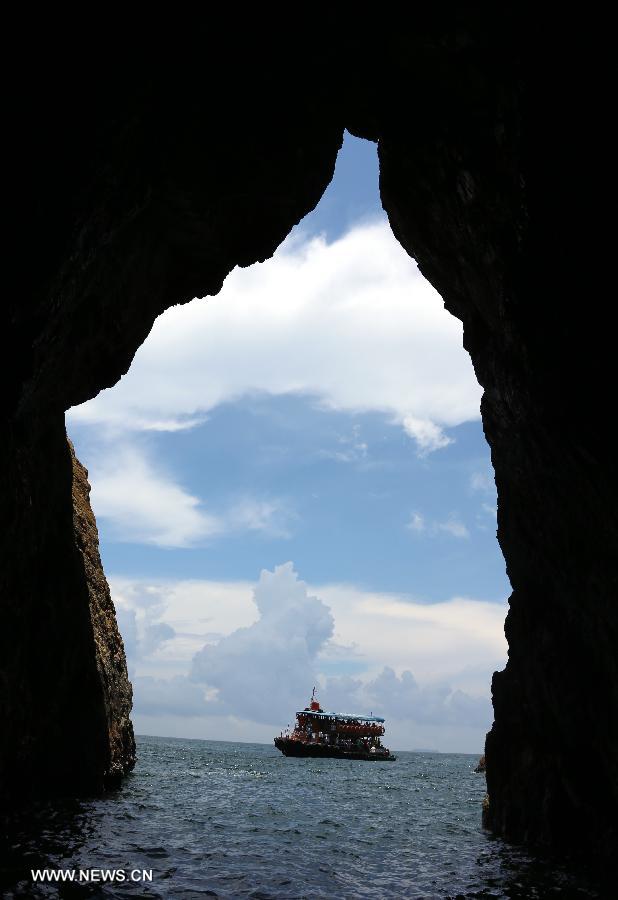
[1,735,604,899]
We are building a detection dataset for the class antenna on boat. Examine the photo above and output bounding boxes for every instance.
[309,686,320,712]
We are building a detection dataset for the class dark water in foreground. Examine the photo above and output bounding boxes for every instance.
[1,736,604,899]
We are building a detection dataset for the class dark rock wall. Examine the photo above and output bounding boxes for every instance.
[351,24,618,860]
[2,22,616,862]
[0,417,132,798]
[2,46,344,804]
[354,26,618,860]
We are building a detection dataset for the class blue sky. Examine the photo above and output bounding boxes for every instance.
[68,133,510,752]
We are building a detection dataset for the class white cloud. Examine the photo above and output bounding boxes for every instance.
[318,424,369,464]
[112,581,177,673]
[111,565,507,749]
[407,512,425,533]
[184,564,496,732]
[321,667,491,730]
[406,511,470,540]
[470,470,498,527]
[189,563,334,722]
[319,584,507,689]
[435,515,470,539]
[402,416,452,454]
[88,443,293,548]
[91,445,221,547]
[470,471,495,493]
[227,497,295,538]
[111,576,259,678]
[132,675,211,717]
[68,221,481,455]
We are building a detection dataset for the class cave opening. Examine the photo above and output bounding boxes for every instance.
[4,30,616,887]
[66,132,510,753]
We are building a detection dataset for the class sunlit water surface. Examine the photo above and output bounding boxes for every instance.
[1,736,604,898]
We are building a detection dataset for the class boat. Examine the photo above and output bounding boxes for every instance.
[274,689,396,761]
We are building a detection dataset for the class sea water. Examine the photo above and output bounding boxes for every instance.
[1,736,603,898]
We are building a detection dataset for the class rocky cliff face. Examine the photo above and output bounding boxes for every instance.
[70,441,135,784]
[2,20,616,864]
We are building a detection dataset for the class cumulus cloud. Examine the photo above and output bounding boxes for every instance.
[319,662,492,733]
[112,573,507,689]
[68,221,481,455]
[111,565,506,747]
[110,576,258,678]
[363,667,489,728]
[157,566,503,727]
[189,563,334,722]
